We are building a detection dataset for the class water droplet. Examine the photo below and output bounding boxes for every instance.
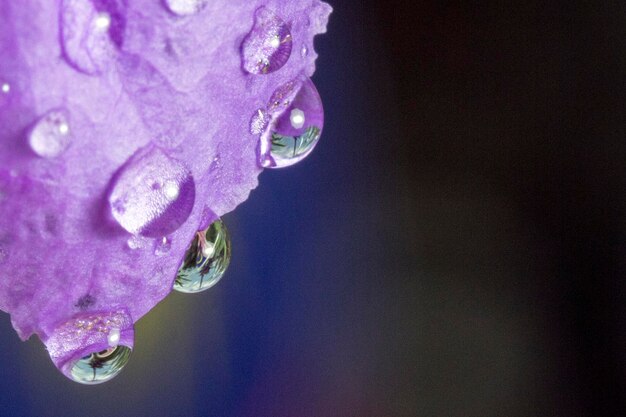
[164,0,207,16]
[1,83,9,93]
[60,0,125,75]
[301,44,308,57]
[241,7,292,75]
[258,77,324,168]
[154,236,172,256]
[28,109,72,158]
[69,345,132,385]
[108,146,196,237]
[173,219,231,293]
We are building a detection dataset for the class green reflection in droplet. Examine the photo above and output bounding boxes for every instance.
[174,219,231,293]
[69,345,132,385]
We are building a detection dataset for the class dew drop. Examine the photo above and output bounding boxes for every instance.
[28,109,72,158]
[60,0,124,75]
[241,7,293,75]
[173,219,231,293]
[69,345,132,385]
[301,44,308,57]
[108,147,195,237]
[258,77,324,168]
[154,236,172,256]
[164,0,207,16]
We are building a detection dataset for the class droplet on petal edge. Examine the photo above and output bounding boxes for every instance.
[60,0,122,75]
[257,77,324,168]
[108,146,196,237]
[44,310,134,384]
[174,219,231,293]
[28,109,73,158]
[241,7,293,75]
[163,0,207,16]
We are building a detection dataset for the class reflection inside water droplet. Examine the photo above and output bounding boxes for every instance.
[28,109,72,158]
[69,345,131,385]
[174,219,231,293]
[241,7,292,75]
[258,77,324,168]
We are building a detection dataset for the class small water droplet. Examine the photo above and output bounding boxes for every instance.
[69,345,132,385]
[60,0,124,75]
[164,0,207,16]
[1,83,9,93]
[28,109,72,158]
[109,146,196,237]
[154,236,172,256]
[241,7,292,75]
[258,77,324,168]
[301,44,308,57]
[173,219,231,293]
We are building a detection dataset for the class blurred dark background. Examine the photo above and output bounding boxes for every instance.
[1,1,625,416]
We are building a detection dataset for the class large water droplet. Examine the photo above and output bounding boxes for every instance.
[164,0,207,16]
[60,0,125,74]
[258,77,324,168]
[108,147,195,237]
[69,346,132,385]
[241,7,292,75]
[174,219,231,293]
[28,109,72,158]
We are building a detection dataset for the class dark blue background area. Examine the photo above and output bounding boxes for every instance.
[2,1,626,416]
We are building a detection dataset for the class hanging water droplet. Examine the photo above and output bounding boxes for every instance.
[154,236,172,256]
[174,219,231,293]
[241,7,292,75]
[258,77,324,168]
[108,146,196,237]
[164,0,207,16]
[28,109,72,158]
[60,0,124,75]
[68,345,132,385]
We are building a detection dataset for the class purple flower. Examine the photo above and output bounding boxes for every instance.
[0,0,331,383]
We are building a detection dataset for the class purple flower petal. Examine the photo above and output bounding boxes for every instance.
[0,0,331,376]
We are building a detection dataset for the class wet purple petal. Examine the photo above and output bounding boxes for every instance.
[0,0,331,374]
